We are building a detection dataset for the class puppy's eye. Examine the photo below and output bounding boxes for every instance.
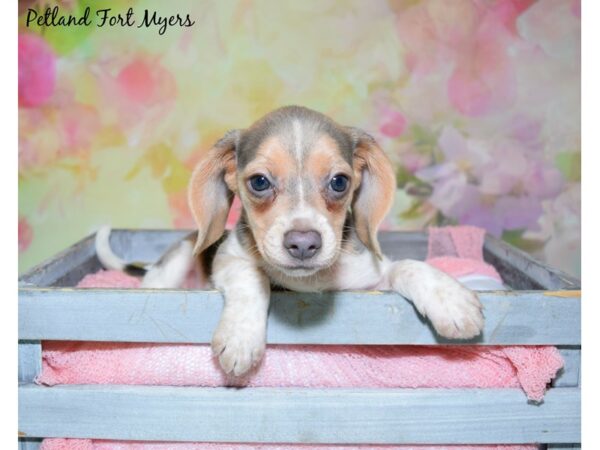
[329,174,349,193]
[249,175,272,192]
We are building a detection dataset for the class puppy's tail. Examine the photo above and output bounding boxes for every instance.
[95,226,195,288]
[95,226,150,276]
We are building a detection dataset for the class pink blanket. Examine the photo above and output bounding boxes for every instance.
[38,227,561,450]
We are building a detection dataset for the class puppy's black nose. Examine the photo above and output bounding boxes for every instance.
[283,230,322,260]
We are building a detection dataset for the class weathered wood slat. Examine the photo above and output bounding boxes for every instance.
[483,235,580,290]
[18,234,97,288]
[18,384,580,444]
[101,229,194,263]
[18,340,41,384]
[553,348,581,387]
[19,288,580,345]
[18,438,41,450]
[17,230,582,448]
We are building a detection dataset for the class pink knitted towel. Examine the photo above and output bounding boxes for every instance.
[38,226,561,450]
[426,226,502,282]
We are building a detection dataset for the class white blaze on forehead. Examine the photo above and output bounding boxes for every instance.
[292,119,305,202]
[292,119,303,163]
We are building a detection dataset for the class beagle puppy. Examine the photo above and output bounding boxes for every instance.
[97,105,484,377]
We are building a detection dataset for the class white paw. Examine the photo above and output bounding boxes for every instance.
[424,280,484,340]
[211,320,266,376]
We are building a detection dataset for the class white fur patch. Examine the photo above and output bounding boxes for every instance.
[95,226,125,271]
[210,232,270,376]
[384,259,484,339]
[141,240,194,289]
[260,204,338,277]
[292,119,305,201]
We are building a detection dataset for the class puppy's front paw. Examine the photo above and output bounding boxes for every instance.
[425,281,484,340]
[211,320,266,376]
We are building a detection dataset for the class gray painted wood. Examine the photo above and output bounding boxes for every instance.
[376,230,429,261]
[483,235,580,290]
[18,385,580,444]
[104,229,194,262]
[19,288,580,345]
[553,348,581,388]
[18,438,41,450]
[18,340,41,383]
[17,230,581,447]
[18,233,98,287]
[18,229,194,287]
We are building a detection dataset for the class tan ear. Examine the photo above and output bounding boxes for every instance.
[348,128,396,259]
[188,130,241,255]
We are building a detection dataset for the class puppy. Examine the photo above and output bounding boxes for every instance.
[97,106,484,377]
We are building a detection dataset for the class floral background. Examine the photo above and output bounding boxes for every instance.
[18,0,581,276]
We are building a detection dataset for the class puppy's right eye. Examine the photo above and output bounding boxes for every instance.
[249,175,272,192]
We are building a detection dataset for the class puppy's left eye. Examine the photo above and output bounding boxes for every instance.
[329,175,349,193]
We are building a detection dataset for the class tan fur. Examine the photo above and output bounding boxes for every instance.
[188,134,237,255]
[351,134,397,259]
[239,137,296,246]
[304,135,354,229]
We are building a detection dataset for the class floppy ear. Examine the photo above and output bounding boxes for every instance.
[348,127,396,259]
[188,130,241,255]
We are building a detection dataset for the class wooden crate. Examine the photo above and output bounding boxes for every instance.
[18,230,581,449]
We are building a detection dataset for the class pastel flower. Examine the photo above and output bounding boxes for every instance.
[517,0,581,62]
[19,34,56,108]
[94,56,178,146]
[488,0,536,34]
[395,1,472,75]
[19,217,33,253]
[524,185,580,275]
[58,104,101,154]
[416,125,564,236]
[571,0,581,18]
[117,58,177,106]
[447,15,516,116]
[379,107,407,138]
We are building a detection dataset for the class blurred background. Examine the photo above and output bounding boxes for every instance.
[18,0,581,276]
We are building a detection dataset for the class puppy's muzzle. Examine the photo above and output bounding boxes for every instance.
[283,230,322,261]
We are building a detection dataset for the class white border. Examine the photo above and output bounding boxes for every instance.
[581,0,596,447]
[3,0,18,448]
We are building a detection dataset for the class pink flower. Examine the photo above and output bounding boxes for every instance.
[392,1,522,117]
[117,58,176,106]
[488,0,536,34]
[379,107,407,138]
[447,13,516,116]
[571,0,581,18]
[58,104,101,154]
[19,217,33,253]
[19,34,56,108]
[95,56,178,143]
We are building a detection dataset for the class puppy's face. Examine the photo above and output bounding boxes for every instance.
[188,106,396,279]
[237,125,357,277]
